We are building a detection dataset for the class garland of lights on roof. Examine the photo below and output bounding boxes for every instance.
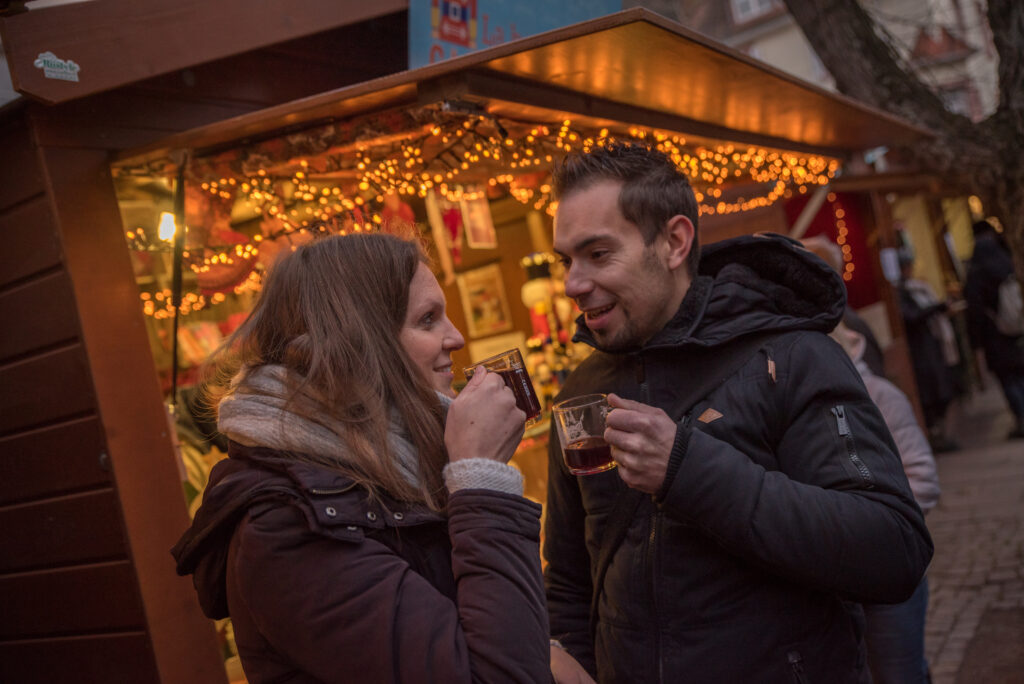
[119,105,841,318]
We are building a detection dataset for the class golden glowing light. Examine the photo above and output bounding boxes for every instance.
[126,113,842,320]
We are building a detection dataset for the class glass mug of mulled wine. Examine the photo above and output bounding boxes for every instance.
[463,348,542,427]
[552,393,617,476]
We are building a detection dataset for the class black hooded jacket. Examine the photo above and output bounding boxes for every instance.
[964,232,1024,375]
[544,233,933,683]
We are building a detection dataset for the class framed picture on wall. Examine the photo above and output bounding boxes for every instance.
[461,189,498,249]
[456,263,513,338]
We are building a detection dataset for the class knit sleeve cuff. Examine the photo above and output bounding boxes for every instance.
[443,458,524,496]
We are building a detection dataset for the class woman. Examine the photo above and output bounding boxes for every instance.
[172,233,550,683]
[831,321,940,684]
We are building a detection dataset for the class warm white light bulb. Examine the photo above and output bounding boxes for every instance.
[158,212,177,241]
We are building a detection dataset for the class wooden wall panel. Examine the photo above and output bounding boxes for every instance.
[0,561,145,638]
[0,346,95,435]
[0,633,160,684]
[0,271,80,362]
[0,196,63,288]
[0,116,46,210]
[0,416,109,505]
[27,13,408,152]
[0,490,127,573]
[132,13,410,108]
[35,90,257,138]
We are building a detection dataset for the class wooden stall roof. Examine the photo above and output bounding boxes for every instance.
[0,0,409,105]
[116,8,932,168]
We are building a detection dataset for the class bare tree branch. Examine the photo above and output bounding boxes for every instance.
[986,0,1024,130]
[782,0,1024,283]
[782,0,966,132]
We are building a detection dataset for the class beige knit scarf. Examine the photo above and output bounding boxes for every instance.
[217,364,451,487]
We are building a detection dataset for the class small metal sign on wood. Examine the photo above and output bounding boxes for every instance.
[33,51,80,82]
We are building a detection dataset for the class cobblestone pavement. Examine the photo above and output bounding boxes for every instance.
[924,384,1024,684]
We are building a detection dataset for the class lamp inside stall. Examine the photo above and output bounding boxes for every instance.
[158,211,178,242]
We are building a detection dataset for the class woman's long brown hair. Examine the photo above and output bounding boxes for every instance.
[203,232,449,510]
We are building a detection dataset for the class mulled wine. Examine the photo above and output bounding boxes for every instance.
[564,436,616,475]
[496,367,542,422]
[463,348,541,426]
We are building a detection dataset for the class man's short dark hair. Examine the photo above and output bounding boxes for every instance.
[552,142,701,275]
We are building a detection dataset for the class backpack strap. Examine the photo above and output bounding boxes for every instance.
[588,331,783,641]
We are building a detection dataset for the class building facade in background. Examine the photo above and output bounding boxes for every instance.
[674,0,997,122]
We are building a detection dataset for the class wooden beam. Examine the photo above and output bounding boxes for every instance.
[831,172,943,194]
[0,0,408,104]
[35,137,225,683]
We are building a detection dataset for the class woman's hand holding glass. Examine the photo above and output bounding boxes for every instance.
[445,367,526,464]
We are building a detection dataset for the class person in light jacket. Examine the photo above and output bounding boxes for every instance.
[831,321,940,684]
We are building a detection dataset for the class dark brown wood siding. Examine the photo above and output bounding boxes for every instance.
[0,109,164,682]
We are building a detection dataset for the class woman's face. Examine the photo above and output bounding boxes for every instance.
[399,263,466,397]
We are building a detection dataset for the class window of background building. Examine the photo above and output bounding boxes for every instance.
[940,86,972,118]
[730,0,782,24]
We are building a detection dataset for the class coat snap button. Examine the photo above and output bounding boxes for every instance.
[366,511,378,521]
[394,512,404,521]
[325,506,337,517]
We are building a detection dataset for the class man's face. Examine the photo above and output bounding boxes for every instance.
[554,180,684,351]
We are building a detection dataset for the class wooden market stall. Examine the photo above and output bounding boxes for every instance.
[0,5,931,683]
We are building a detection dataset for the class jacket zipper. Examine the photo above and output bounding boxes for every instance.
[787,651,809,684]
[636,355,649,403]
[649,510,664,684]
[636,355,663,683]
[831,405,875,489]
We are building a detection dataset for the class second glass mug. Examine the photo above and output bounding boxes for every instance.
[552,393,617,475]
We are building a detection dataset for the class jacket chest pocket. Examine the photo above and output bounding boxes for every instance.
[689,392,782,471]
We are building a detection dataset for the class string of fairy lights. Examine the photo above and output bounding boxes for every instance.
[124,111,842,318]
[828,191,857,282]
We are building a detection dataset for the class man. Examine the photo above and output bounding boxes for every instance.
[963,219,1024,439]
[544,143,933,683]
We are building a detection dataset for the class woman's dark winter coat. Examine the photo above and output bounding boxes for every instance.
[173,443,549,684]
[544,233,933,684]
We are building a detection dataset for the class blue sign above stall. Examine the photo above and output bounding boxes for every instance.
[409,0,619,68]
